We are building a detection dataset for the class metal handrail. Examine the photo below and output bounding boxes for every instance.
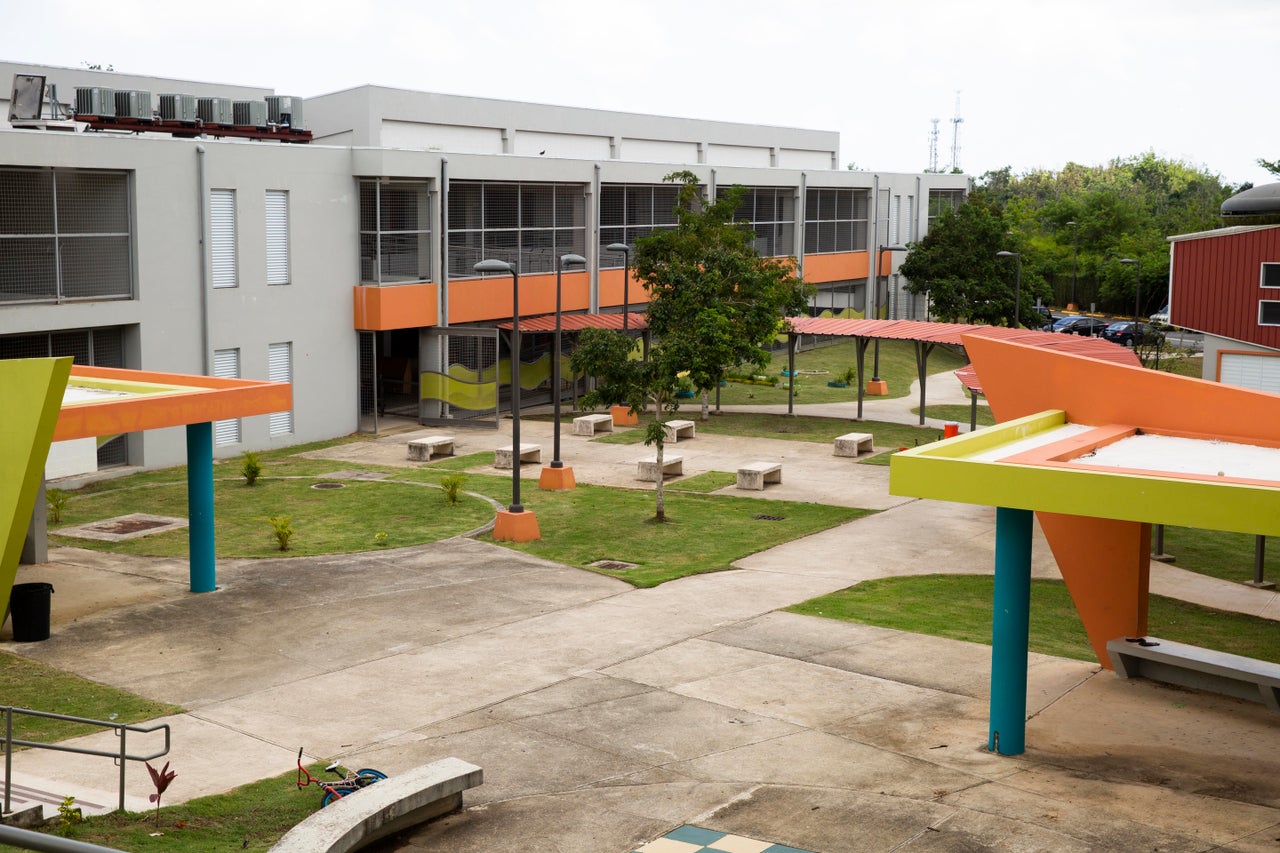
[3,706,170,814]
[0,824,124,852]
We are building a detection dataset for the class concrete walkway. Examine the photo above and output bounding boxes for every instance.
[5,375,1280,852]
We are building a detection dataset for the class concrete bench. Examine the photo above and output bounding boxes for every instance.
[737,461,782,491]
[637,454,683,481]
[573,413,614,436]
[1107,636,1280,712]
[663,419,696,443]
[270,757,483,853]
[494,444,541,469]
[407,435,455,461]
[833,431,875,457]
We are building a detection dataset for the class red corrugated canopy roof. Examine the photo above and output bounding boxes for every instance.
[497,312,648,332]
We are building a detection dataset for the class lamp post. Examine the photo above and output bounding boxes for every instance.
[605,242,633,332]
[868,244,906,392]
[996,251,1022,329]
[542,252,586,490]
[1120,257,1141,327]
[1066,221,1078,309]
[474,258,538,539]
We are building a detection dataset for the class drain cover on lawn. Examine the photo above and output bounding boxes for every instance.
[58,514,189,542]
[310,482,347,490]
[754,514,786,521]
[589,560,638,571]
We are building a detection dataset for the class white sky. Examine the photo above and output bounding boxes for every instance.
[6,0,1278,188]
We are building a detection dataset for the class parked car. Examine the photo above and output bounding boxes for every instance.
[1048,315,1110,336]
[1149,305,1171,328]
[1101,321,1163,347]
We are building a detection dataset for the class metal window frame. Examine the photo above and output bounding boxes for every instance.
[447,180,586,277]
[359,178,433,286]
[802,187,868,255]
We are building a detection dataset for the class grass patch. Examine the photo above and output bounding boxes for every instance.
[714,339,968,405]
[588,411,942,452]
[668,471,738,492]
[421,451,494,471]
[1158,526,1276,585]
[50,477,493,558]
[914,404,995,427]
[43,766,326,851]
[488,483,868,587]
[0,653,181,745]
[788,575,1280,664]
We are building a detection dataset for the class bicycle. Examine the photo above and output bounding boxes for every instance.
[295,747,388,807]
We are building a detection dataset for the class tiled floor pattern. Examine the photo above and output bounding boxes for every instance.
[632,824,816,853]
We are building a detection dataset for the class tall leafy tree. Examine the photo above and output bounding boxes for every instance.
[571,171,809,522]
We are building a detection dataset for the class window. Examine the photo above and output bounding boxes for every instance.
[268,342,293,435]
[212,348,241,444]
[447,181,585,277]
[599,183,683,266]
[1260,301,1280,326]
[210,189,237,289]
[803,188,868,254]
[0,167,132,304]
[889,195,901,245]
[359,180,431,284]
[1262,263,1280,289]
[927,188,965,230]
[266,190,289,285]
[717,186,795,257]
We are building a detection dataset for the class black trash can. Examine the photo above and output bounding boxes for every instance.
[9,582,54,642]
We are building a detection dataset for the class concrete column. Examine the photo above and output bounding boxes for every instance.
[989,506,1033,755]
[186,422,216,593]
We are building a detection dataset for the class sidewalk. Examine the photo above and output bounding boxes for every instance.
[4,385,1279,851]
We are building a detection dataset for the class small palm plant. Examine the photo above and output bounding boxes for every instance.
[145,761,176,828]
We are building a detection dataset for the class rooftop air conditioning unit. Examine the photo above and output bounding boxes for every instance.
[159,93,197,123]
[265,95,304,130]
[233,100,267,128]
[75,87,116,118]
[114,90,152,119]
[197,96,233,126]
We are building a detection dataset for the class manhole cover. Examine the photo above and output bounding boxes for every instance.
[311,482,346,490]
[589,560,638,571]
[753,514,785,521]
[87,518,169,534]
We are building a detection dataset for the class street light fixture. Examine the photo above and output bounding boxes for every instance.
[543,252,586,488]
[1066,221,1079,309]
[474,259,536,538]
[605,242,633,332]
[996,251,1022,329]
[1120,258,1141,327]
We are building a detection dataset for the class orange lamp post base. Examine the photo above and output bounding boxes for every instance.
[538,465,576,490]
[865,379,889,396]
[611,405,638,426]
[493,508,541,542]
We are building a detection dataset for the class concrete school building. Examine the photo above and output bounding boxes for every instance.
[0,60,970,476]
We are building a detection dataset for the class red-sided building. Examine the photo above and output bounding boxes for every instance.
[1169,222,1280,390]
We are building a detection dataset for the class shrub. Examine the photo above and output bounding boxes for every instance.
[440,474,466,505]
[266,515,294,551]
[46,488,71,523]
[241,451,262,486]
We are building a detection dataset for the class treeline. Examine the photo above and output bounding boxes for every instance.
[902,153,1243,325]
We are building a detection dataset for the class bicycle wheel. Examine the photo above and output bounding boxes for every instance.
[355,769,387,786]
[320,786,357,808]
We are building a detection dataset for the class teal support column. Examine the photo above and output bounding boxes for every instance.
[186,422,216,593]
[989,506,1033,755]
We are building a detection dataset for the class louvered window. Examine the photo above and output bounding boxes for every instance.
[889,195,901,245]
[598,183,684,267]
[266,190,289,285]
[359,180,432,284]
[716,186,795,258]
[268,342,293,435]
[803,188,868,254]
[0,167,132,303]
[903,195,913,243]
[447,181,585,277]
[212,348,241,444]
[210,189,237,289]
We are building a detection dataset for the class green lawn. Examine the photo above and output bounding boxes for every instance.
[0,653,181,745]
[788,575,1280,664]
[1157,526,1278,586]
[488,483,868,587]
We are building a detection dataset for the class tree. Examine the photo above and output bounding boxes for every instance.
[899,192,1048,326]
[571,171,809,522]
[1258,158,1280,178]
